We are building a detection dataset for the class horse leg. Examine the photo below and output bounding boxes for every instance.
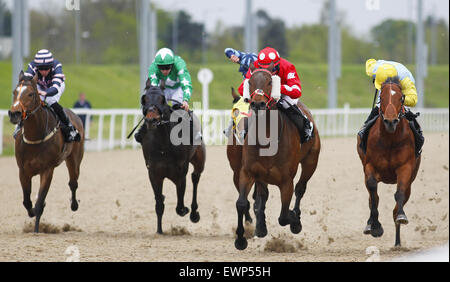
[65,155,81,212]
[190,171,200,223]
[33,169,54,233]
[149,172,165,234]
[189,145,205,223]
[235,170,254,250]
[19,170,34,218]
[293,154,319,233]
[393,166,413,246]
[364,170,384,237]
[234,170,253,224]
[278,181,300,234]
[175,176,189,217]
[254,182,269,238]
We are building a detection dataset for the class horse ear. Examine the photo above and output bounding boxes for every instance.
[18,71,24,81]
[267,62,274,73]
[144,78,151,91]
[249,63,256,73]
[32,73,38,84]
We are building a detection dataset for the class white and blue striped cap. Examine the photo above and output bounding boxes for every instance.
[34,49,54,66]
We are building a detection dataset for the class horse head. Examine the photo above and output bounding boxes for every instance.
[379,76,405,133]
[140,86,171,129]
[246,62,280,113]
[8,71,41,125]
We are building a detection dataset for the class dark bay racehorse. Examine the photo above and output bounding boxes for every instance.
[234,64,321,250]
[357,76,421,246]
[226,88,267,226]
[140,86,206,234]
[8,72,84,233]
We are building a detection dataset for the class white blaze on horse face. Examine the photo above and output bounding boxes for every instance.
[16,85,27,99]
[390,90,396,96]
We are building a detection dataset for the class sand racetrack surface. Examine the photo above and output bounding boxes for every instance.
[0,133,448,262]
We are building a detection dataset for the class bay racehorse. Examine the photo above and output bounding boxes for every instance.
[357,76,421,246]
[140,85,206,234]
[8,71,84,233]
[226,88,267,226]
[234,63,321,250]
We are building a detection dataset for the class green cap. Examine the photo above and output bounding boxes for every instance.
[155,48,175,65]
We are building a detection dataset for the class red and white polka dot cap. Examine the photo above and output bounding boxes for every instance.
[257,47,280,68]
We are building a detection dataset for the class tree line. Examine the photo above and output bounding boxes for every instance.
[0,0,448,65]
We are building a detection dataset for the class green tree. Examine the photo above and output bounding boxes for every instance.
[370,19,414,62]
[0,0,11,36]
[256,10,288,56]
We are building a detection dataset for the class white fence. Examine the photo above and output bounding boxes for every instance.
[1,107,448,155]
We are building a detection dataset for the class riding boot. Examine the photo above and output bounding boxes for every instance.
[284,105,313,144]
[50,103,80,143]
[134,124,147,144]
[223,118,234,137]
[358,106,380,153]
[13,121,23,139]
[405,109,425,156]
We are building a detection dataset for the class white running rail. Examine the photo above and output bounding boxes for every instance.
[1,107,448,155]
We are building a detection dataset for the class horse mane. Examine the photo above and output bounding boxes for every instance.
[382,76,401,87]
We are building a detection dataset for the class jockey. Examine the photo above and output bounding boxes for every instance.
[237,46,313,144]
[358,58,424,155]
[135,47,194,144]
[15,49,80,143]
[224,47,257,79]
[223,47,257,137]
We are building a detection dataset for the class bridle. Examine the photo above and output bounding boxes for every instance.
[14,82,42,121]
[379,82,405,121]
[249,68,276,110]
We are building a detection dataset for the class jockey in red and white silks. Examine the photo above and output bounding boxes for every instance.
[237,47,312,143]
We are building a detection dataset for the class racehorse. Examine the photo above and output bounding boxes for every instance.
[140,85,206,234]
[234,63,321,250]
[226,88,267,227]
[357,76,421,247]
[8,71,84,233]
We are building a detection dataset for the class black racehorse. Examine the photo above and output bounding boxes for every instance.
[139,86,206,234]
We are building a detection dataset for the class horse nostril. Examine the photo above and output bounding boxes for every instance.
[393,119,399,124]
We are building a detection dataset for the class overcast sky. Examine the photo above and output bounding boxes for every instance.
[7,0,450,35]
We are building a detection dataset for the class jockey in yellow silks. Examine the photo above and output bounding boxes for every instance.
[358,59,424,156]
[366,59,418,107]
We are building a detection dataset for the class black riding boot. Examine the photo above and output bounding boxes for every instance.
[284,105,313,144]
[134,124,147,144]
[50,103,80,143]
[405,109,425,156]
[358,106,380,153]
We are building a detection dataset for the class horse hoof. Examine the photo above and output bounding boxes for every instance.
[71,200,79,212]
[255,226,267,238]
[176,206,189,217]
[370,224,384,238]
[27,210,35,218]
[245,215,253,224]
[190,211,200,223]
[290,222,302,234]
[363,224,371,235]
[395,214,409,225]
[234,237,248,250]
